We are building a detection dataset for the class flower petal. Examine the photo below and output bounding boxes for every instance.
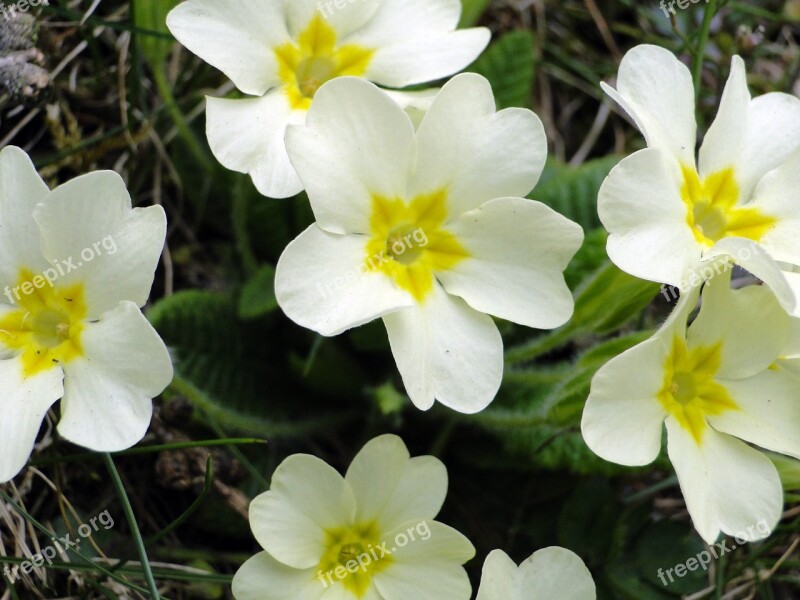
[372,521,474,600]
[783,314,800,358]
[751,149,800,265]
[285,0,380,38]
[475,550,520,600]
[699,56,800,198]
[519,547,596,600]
[345,434,448,532]
[412,74,546,216]
[285,77,416,234]
[383,88,439,130]
[34,172,166,318]
[687,269,787,379]
[439,197,582,329]
[710,370,800,459]
[697,56,750,180]
[781,269,800,318]
[347,0,489,88]
[166,0,289,96]
[321,584,379,600]
[383,285,503,413]
[598,148,701,288]
[666,418,782,544]
[366,30,490,89]
[582,335,669,467]
[57,302,173,452]
[275,225,414,336]
[0,146,51,288]
[250,454,356,569]
[206,93,305,199]
[0,357,63,483]
[601,44,697,166]
[736,91,800,198]
[704,238,799,316]
[232,551,325,600]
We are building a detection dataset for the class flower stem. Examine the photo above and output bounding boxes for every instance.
[102,453,161,599]
[0,489,150,595]
[151,66,213,172]
[692,0,718,102]
[504,323,580,365]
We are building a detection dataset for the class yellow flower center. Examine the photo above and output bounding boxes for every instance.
[681,165,776,247]
[658,335,739,444]
[274,14,374,110]
[0,269,87,376]
[317,522,391,597]
[365,189,469,302]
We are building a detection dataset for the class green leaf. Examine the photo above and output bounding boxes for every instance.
[287,340,369,399]
[604,519,706,598]
[238,264,278,320]
[460,0,491,26]
[149,290,356,437]
[563,227,608,290]
[603,560,677,600]
[531,156,621,231]
[131,0,181,67]
[545,331,653,426]
[247,191,310,261]
[632,521,707,594]
[768,452,800,494]
[503,427,632,477]
[482,332,667,475]
[571,261,661,335]
[468,30,535,109]
[184,560,224,599]
[557,478,618,564]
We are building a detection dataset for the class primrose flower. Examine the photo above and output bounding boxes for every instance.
[166,0,490,199]
[476,548,596,600]
[774,316,800,377]
[599,44,800,314]
[274,74,583,413]
[582,268,800,544]
[232,434,474,600]
[0,146,173,483]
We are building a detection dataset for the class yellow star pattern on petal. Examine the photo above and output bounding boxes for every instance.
[680,165,776,248]
[317,521,393,597]
[0,269,87,377]
[365,189,470,303]
[658,335,739,444]
[275,14,374,110]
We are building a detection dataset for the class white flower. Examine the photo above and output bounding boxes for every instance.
[166,0,490,199]
[599,44,800,314]
[775,314,800,377]
[0,146,173,483]
[476,548,596,600]
[273,73,583,414]
[231,434,475,600]
[581,268,800,544]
